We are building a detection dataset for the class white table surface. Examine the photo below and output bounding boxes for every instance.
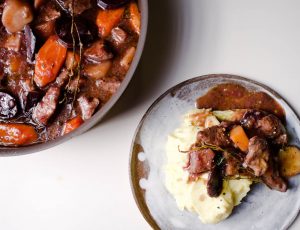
[1,0,300,229]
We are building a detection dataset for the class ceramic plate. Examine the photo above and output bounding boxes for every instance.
[129,74,300,230]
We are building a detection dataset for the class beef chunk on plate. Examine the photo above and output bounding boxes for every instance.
[197,126,231,148]
[77,95,100,120]
[256,114,287,145]
[243,136,270,176]
[223,151,241,176]
[32,86,60,125]
[241,110,287,145]
[240,110,265,129]
[185,148,215,175]
[262,159,287,192]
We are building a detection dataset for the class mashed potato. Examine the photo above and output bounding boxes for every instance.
[165,109,252,224]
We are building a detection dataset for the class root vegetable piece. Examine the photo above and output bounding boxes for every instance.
[120,46,136,71]
[83,61,112,79]
[34,35,67,88]
[279,146,300,177]
[0,123,38,146]
[229,125,249,152]
[1,0,33,33]
[96,8,125,38]
[62,116,84,135]
[128,2,141,35]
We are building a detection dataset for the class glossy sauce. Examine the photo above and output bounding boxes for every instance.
[196,83,285,120]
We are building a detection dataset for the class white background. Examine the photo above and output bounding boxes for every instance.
[0,0,300,229]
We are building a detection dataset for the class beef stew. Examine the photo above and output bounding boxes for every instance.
[0,0,141,146]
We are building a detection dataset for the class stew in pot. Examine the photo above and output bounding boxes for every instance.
[0,0,141,146]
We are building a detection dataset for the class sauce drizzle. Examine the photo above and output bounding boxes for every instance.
[196,83,285,120]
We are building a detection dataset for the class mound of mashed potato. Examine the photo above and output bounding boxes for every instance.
[165,109,252,224]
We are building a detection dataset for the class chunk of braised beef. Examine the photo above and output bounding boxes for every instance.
[197,126,231,148]
[256,114,287,145]
[240,110,266,129]
[33,3,61,40]
[185,148,215,176]
[84,40,113,63]
[207,166,223,197]
[262,158,287,192]
[32,86,60,125]
[243,136,270,176]
[95,77,121,102]
[223,151,241,176]
[67,78,86,93]
[77,95,100,120]
[55,68,69,88]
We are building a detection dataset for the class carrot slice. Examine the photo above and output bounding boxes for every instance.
[128,2,141,35]
[229,125,249,152]
[0,123,38,146]
[34,35,67,88]
[96,8,125,38]
[62,116,84,135]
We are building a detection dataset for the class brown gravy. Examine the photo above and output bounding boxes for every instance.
[196,83,285,120]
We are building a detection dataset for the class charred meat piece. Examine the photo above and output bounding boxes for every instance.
[223,151,241,176]
[84,40,113,63]
[241,110,287,145]
[262,159,287,192]
[197,126,231,148]
[240,110,265,129]
[32,86,60,125]
[77,96,100,120]
[243,136,270,176]
[256,114,287,145]
[185,149,215,175]
[207,166,223,197]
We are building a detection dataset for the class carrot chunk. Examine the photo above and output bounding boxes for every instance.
[229,125,249,152]
[0,123,38,146]
[62,116,84,135]
[96,8,125,38]
[128,2,141,35]
[34,35,67,88]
